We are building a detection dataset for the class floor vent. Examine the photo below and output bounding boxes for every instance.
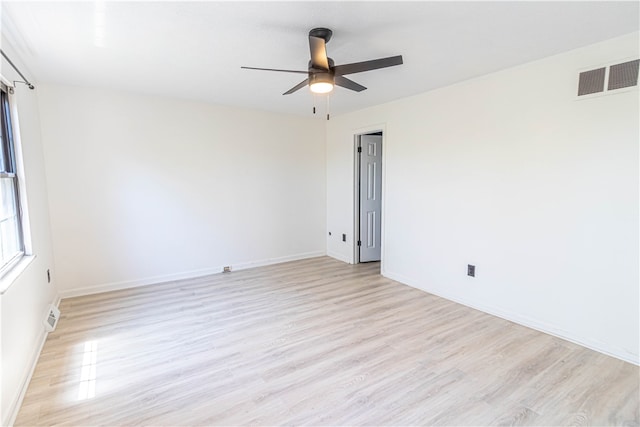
[43,304,60,332]
[578,59,639,97]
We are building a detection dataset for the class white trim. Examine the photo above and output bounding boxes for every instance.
[4,295,61,427]
[0,255,36,295]
[351,123,387,266]
[229,251,326,272]
[0,85,34,292]
[382,269,639,366]
[0,75,14,89]
[327,250,352,264]
[353,135,361,265]
[8,87,34,257]
[58,251,326,298]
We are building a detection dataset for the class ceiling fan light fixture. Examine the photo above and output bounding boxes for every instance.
[309,81,334,94]
[309,73,334,94]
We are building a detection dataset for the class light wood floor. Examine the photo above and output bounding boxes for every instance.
[16,257,639,426]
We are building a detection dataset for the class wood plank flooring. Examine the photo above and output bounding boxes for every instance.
[15,257,639,426]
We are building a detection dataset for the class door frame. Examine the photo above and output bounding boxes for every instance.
[353,126,386,265]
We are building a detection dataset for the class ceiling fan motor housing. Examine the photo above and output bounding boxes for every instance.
[309,72,334,86]
[308,57,335,73]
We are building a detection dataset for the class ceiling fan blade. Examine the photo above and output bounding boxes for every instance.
[241,66,308,74]
[333,55,403,76]
[334,76,367,92]
[283,78,309,95]
[309,36,329,70]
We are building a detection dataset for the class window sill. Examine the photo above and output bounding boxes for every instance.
[0,255,37,295]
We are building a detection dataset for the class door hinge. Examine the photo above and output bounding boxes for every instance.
[357,240,361,246]
[357,146,362,153]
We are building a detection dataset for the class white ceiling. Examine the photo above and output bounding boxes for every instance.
[2,1,639,117]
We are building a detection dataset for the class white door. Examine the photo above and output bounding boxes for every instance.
[359,134,382,262]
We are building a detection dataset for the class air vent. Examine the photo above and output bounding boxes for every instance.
[578,67,606,96]
[608,59,639,91]
[43,304,60,332]
[578,59,639,98]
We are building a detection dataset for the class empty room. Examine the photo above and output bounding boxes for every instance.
[1,1,638,425]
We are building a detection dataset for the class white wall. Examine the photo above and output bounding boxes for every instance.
[37,85,326,296]
[0,38,59,425]
[326,32,639,364]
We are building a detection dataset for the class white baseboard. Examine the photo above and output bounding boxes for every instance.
[383,270,639,366]
[229,251,326,272]
[326,250,352,264]
[59,251,326,299]
[4,295,61,427]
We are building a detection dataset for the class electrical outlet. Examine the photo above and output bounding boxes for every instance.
[223,266,232,273]
[47,269,51,283]
[467,264,475,277]
[342,234,346,242]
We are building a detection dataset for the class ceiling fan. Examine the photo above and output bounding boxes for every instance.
[241,28,403,96]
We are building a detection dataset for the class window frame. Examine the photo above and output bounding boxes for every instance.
[0,81,26,278]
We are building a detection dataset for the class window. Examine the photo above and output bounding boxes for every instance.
[0,82,24,275]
